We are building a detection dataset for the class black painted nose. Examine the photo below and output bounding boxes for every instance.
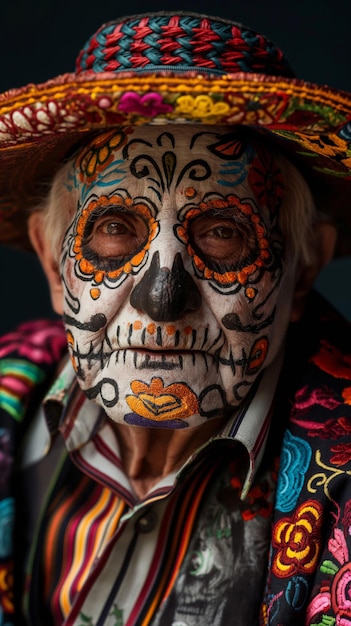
[130,251,202,321]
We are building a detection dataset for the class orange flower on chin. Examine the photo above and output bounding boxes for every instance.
[126,377,199,421]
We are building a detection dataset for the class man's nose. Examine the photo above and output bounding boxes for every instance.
[130,251,202,321]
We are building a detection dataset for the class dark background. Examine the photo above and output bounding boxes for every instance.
[1,0,351,333]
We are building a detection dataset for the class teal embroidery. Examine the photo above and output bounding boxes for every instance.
[275,430,312,512]
[285,575,308,611]
[0,498,14,559]
[0,359,44,421]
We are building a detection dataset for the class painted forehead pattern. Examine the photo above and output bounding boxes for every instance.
[74,125,284,198]
[64,126,285,299]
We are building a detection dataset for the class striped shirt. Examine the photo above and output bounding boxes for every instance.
[23,353,283,626]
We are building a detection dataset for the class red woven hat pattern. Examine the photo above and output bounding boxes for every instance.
[75,14,294,77]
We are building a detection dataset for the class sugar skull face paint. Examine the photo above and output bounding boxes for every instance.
[60,124,295,428]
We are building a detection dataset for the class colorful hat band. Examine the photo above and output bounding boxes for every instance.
[76,14,295,78]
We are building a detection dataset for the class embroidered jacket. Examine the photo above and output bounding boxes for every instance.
[0,292,351,625]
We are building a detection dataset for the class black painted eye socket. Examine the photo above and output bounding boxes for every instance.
[188,211,259,270]
[82,206,149,272]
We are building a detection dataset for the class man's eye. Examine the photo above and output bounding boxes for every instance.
[189,214,256,264]
[82,210,149,268]
[98,221,129,236]
[210,226,237,239]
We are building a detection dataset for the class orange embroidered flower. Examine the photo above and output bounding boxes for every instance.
[272,500,323,578]
[0,561,14,614]
[342,387,351,405]
[311,340,351,381]
[126,377,199,421]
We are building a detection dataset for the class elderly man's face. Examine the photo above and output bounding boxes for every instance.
[58,124,296,428]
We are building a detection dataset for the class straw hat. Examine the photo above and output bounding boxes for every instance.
[0,12,350,253]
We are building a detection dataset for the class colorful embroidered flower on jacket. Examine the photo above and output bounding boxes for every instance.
[311,340,351,380]
[330,442,351,466]
[272,500,323,578]
[0,561,14,614]
[0,359,45,421]
[342,387,351,406]
[306,526,351,624]
[0,320,66,364]
[275,430,312,513]
[118,92,174,117]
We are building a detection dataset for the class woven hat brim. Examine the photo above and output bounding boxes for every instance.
[0,70,350,254]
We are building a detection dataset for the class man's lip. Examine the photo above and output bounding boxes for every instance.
[121,347,197,355]
[114,347,217,371]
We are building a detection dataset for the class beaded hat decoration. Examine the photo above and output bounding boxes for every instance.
[0,12,351,253]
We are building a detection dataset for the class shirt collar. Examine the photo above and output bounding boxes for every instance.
[43,349,283,499]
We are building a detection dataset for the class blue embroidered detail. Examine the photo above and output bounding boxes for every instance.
[285,575,308,610]
[275,430,312,513]
[0,498,14,559]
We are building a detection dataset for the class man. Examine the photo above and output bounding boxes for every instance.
[0,11,350,626]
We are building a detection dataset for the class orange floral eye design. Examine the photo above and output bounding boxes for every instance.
[126,377,199,424]
[175,193,271,290]
[72,192,159,285]
[76,128,131,183]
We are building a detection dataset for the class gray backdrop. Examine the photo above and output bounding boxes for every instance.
[1,0,350,332]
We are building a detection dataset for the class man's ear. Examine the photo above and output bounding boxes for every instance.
[290,222,337,322]
[28,211,64,315]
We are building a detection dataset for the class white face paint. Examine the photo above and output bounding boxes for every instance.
[60,124,297,429]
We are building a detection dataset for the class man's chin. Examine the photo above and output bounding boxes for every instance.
[77,350,236,428]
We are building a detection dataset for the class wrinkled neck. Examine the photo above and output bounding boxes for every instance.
[113,417,226,499]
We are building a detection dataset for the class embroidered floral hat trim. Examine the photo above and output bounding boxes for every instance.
[0,12,350,253]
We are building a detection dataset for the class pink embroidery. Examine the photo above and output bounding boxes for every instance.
[0,320,66,364]
[331,562,351,622]
[118,92,173,116]
[305,591,331,623]
[292,384,341,414]
[329,528,349,565]
[330,442,351,466]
